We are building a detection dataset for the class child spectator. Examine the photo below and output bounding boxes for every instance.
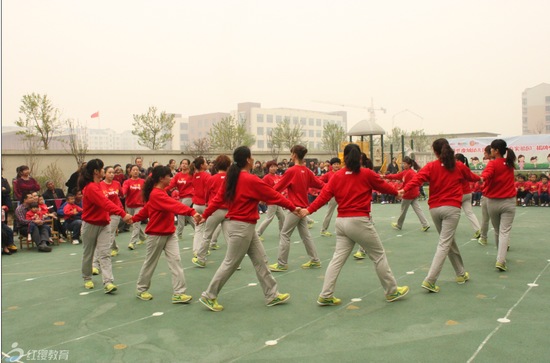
[539,175,549,207]
[515,174,527,205]
[25,202,51,241]
[523,173,540,207]
[63,194,83,244]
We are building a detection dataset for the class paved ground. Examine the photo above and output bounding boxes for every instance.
[1,202,549,362]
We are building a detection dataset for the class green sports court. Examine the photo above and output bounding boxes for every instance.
[2,203,549,362]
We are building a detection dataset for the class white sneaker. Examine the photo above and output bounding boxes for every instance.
[72,239,80,245]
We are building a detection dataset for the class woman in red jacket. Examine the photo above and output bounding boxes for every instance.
[193,154,231,267]
[301,144,409,305]
[256,161,286,240]
[122,165,146,250]
[132,166,200,303]
[384,156,430,232]
[199,146,297,312]
[190,157,211,256]
[78,159,132,293]
[269,145,325,272]
[166,159,195,238]
[481,139,517,271]
[401,138,480,293]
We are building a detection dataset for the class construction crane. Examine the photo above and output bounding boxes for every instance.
[312,97,386,123]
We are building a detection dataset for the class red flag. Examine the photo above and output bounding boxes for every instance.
[90,111,99,118]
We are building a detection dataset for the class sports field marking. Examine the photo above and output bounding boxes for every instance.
[466,259,550,363]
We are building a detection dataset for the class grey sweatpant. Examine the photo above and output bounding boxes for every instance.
[480,197,490,240]
[126,206,146,244]
[201,220,280,304]
[395,198,429,229]
[81,222,113,285]
[136,234,187,295]
[321,197,337,232]
[320,216,398,297]
[461,194,480,232]
[256,204,285,236]
[176,197,195,236]
[486,197,515,264]
[93,215,120,269]
[276,210,320,266]
[425,206,465,284]
[196,208,228,262]
[192,204,206,253]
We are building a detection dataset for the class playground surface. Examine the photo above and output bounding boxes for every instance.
[1,202,549,363]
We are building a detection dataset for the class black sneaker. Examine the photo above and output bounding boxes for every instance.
[37,243,52,252]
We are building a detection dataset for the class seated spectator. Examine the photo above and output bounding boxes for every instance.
[25,201,52,239]
[42,180,66,209]
[539,174,549,207]
[61,194,83,244]
[66,162,86,195]
[14,193,52,252]
[2,167,13,213]
[2,206,17,254]
[13,165,40,202]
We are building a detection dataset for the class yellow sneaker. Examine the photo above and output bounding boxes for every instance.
[386,286,409,302]
[92,267,100,275]
[269,263,288,272]
[200,297,223,311]
[267,293,290,306]
[137,291,153,301]
[104,283,118,294]
[172,294,192,304]
[317,296,341,306]
[353,250,367,259]
[301,260,321,269]
[84,281,94,289]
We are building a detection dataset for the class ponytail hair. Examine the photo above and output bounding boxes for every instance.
[142,165,172,203]
[225,146,250,203]
[455,153,469,168]
[403,156,421,171]
[290,144,308,161]
[78,159,104,191]
[432,138,455,170]
[491,139,516,168]
[343,144,362,173]
[190,157,205,175]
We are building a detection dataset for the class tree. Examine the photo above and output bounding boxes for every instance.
[63,119,89,167]
[321,123,347,154]
[132,106,175,150]
[266,129,283,161]
[409,129,431,152]
[208,116,255,151]
[271,118,303,150]
[15,93,63,150]
[185,137,211,158]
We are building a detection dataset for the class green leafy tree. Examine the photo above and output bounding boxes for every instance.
[132,107,175,150]
[208,116,255,151]
[321,123,347,154]
[271,117,303,150]
[185,137,212,158]
[409,129,431,152]
[15,93,63,150]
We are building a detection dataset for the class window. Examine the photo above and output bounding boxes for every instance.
[276,115,282,123]
[316,119,321,126]
[257,114,264,123]
[257,127,264,135]
[266,127,272,134]
[545,106,550,112]
[180,134,188,141]
[547,125,550,132]
[293,117,298,125]
[267,114,273,123]
[300,118,306,125]
[180,123,188,130]
[316,130,322,138]
[323,119,328,126]
[257,140,264,148]
[309,118,314,126]
[546,96,550,103]
[309,130,314,137]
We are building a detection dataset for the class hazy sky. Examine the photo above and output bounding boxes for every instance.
[2,0,550,136]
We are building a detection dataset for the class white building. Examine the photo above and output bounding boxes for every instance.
[522,83,550,134]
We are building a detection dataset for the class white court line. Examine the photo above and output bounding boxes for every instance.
[466,260,550,363]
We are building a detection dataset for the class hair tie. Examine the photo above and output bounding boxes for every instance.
[233,162,238,165]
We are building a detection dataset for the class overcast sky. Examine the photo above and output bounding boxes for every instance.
[2,0,549,136]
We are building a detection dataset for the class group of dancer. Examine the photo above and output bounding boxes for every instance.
[78,137,516,311]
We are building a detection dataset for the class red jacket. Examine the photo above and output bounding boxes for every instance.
[132,187,196,235]
[203,171,296,224]
[205,172,228,209]
[100,180,124,209]
[274,165,324,208]
[525,181,540,194]
[481,158,516,199]
[63,203,83,220]
[82,182,126,226]
[166,172,194,199]
[385,169,419,200]
[539,182,549,194]
[192,171,211,205]
[122,178,145,208]
[405,160,480,209]
[308,167,397,217]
